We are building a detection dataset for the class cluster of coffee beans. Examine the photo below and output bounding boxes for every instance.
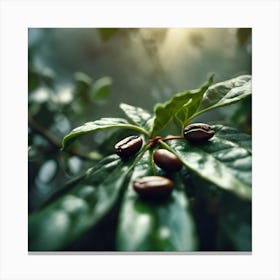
[114,123,215,200]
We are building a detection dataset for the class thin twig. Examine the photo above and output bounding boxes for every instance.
[28,116,93,161]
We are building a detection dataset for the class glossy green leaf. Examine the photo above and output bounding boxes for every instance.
[61,118,149,150]
[120,103,153,132]
[116,152,197,251]
[29,154,132,251]
[161,125,252,200]
[189,75,251,121]
[151,75,214,136]
[214,124,251,154]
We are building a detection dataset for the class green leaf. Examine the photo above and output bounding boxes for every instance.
[73,72,93,104]
[161,125,252,200]
[61,118,149,150]
[189,75,251,121]
[91,76,112,102]
[119,103,153,132]
[151,75,214,136]
[74,72,92,94]
[97,28,120,42]
[214,124,251,154]
[29,154,132,251]
[116,152,197,251]
[74,72,92,85]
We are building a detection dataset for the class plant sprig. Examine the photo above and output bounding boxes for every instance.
[29,74,252,251]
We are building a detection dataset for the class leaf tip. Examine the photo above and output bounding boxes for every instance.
[60,139,66,151]
[61,135,74,151]
[208,73,215,84]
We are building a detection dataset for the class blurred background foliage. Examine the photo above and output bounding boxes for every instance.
[28,28,251,217]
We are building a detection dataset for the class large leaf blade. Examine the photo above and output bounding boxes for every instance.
[161,125,252,200]
[29,155,132,251]
[150,75,214,136]
[119,103,153,132]
[116,152,197,251]
[189,75,251,121]
[61,117,149,150]
[213,124,252,154]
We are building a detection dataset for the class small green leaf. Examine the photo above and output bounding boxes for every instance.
[116,152,197,251]
[61,118,149,150]
[189,75,251,121]
[151,75,214,136]
[120,103,153,132]
[161,125,252,200]
[74,72,92,86]
[73,72,93,104]
[29,154,132,251]
[91,76,112,101]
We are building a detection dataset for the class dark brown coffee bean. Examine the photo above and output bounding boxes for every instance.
[153,149,182,172]
[114,135,143,158]
[133,176,174,199]
[184,123,215,142]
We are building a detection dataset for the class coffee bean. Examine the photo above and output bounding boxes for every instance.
[153,149,182,172]
[133,176,174,199]
[184,123,215,142]
[114,135,143,158]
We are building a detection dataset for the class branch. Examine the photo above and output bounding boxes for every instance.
[28,116,93,161]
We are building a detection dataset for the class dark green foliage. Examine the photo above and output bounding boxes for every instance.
[29,74,252,251]
[29,155,134,251]
[28,58,114,212]
[163,125,251,200]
